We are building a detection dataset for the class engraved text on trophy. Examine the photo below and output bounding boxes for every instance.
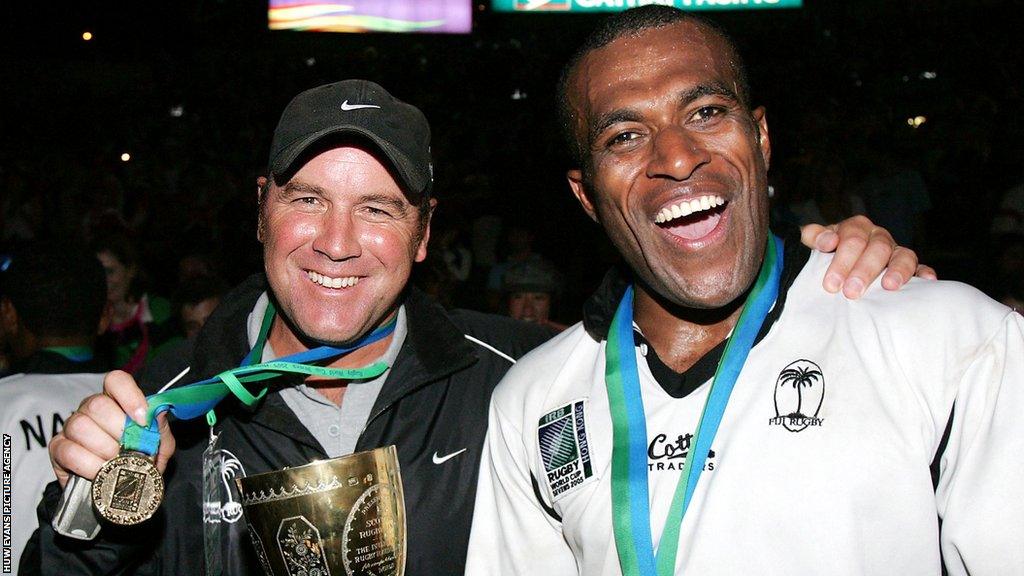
[343,485,399,576]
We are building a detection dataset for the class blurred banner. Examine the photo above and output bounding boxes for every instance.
[492,0,800,12]
[269,0,472,34]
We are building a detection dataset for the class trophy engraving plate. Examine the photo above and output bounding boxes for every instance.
[92,452,164,525]
[237,446,405,576]
[342,485,400,576]
[277,516,331,576]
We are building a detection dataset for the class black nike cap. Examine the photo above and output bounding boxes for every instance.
[268,79,433,196]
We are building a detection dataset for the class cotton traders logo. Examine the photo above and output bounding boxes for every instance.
[769,359,825,432]
[538,400,594,500]
[647,432,716,472]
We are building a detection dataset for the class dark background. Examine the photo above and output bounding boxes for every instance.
[3,0,1021,321]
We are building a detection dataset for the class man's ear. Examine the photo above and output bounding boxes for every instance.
[752,106,771,170]
[567,170,599,223]
[415,198,438,263]
[256,176,269,243]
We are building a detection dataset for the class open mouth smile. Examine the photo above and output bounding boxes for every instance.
[306,270,360,289]
[654,194,728,241]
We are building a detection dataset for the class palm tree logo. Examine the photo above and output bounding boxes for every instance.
[219,450,246,523]
[773,359,825,432]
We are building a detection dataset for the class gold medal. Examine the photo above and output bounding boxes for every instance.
[91,451,164,525]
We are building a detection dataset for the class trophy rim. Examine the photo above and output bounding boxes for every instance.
[236,444,399,486]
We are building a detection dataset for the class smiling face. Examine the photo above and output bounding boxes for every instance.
[565,20,771,311]
[508,291,552,324]
[259,145,430,346]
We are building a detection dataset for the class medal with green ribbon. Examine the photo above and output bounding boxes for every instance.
[606,234,783,575]
[91,301,398,525]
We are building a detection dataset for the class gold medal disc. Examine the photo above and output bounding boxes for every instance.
[91,452,164,525]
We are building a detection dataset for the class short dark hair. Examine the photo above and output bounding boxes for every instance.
[0,242,107,338]
[174,273,229,308]
[556,6,751,168]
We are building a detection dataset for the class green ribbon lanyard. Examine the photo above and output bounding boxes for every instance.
[121,301,395,456]
[606,235,784,576]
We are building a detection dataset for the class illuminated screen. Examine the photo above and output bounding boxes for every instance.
[492,0,800,12]
[269,0,473,34]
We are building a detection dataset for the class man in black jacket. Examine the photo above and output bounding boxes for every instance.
[29,79,922,576]
[28,79,555,575]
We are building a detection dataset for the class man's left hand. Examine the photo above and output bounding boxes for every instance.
[801,215,938,299]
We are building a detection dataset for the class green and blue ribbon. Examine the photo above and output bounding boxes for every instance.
[122,302,397,456]
[607,234,783,576]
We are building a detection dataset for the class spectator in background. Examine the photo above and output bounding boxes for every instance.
[992,182,1024,238]
[486,223,546,312]
[136,273,231,377]
[92,233,176,373]
[411,253,458,308]
[425,213,474,308]
[437,225,473,284]
[852,134,931,250]
[175,274,229,340]
[79,173,129,243]
[176,251,221,285]
[502,258,568,332]
[789,154,866,227]
[0,242,109,569]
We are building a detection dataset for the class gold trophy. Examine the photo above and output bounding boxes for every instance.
[236,446,406,576]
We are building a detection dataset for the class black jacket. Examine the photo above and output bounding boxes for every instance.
[27,275,553,575]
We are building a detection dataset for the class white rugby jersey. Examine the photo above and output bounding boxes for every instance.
[466,250,1024,576]
[1,371,104,570]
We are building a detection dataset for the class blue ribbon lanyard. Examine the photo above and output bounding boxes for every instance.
[606,234,784,576]
[121,301,398,457]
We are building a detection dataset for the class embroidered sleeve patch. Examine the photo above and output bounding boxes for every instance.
[538,400,594,499]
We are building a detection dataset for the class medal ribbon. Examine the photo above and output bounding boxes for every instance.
[607,234,783,576]
[121,301,397,456]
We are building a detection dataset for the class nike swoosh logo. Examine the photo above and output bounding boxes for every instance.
[340,100,381,111]
[432,448,467,465]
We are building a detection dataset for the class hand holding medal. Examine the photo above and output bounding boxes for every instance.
[90,401,170,525]
[50,370,179,536]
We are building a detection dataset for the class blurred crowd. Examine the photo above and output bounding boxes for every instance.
[2,1,1023,374]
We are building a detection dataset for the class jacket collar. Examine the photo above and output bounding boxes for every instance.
[364,287,477,417]
[582,238,811,342]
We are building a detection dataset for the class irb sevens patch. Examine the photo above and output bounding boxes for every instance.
[538,400,594,500]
